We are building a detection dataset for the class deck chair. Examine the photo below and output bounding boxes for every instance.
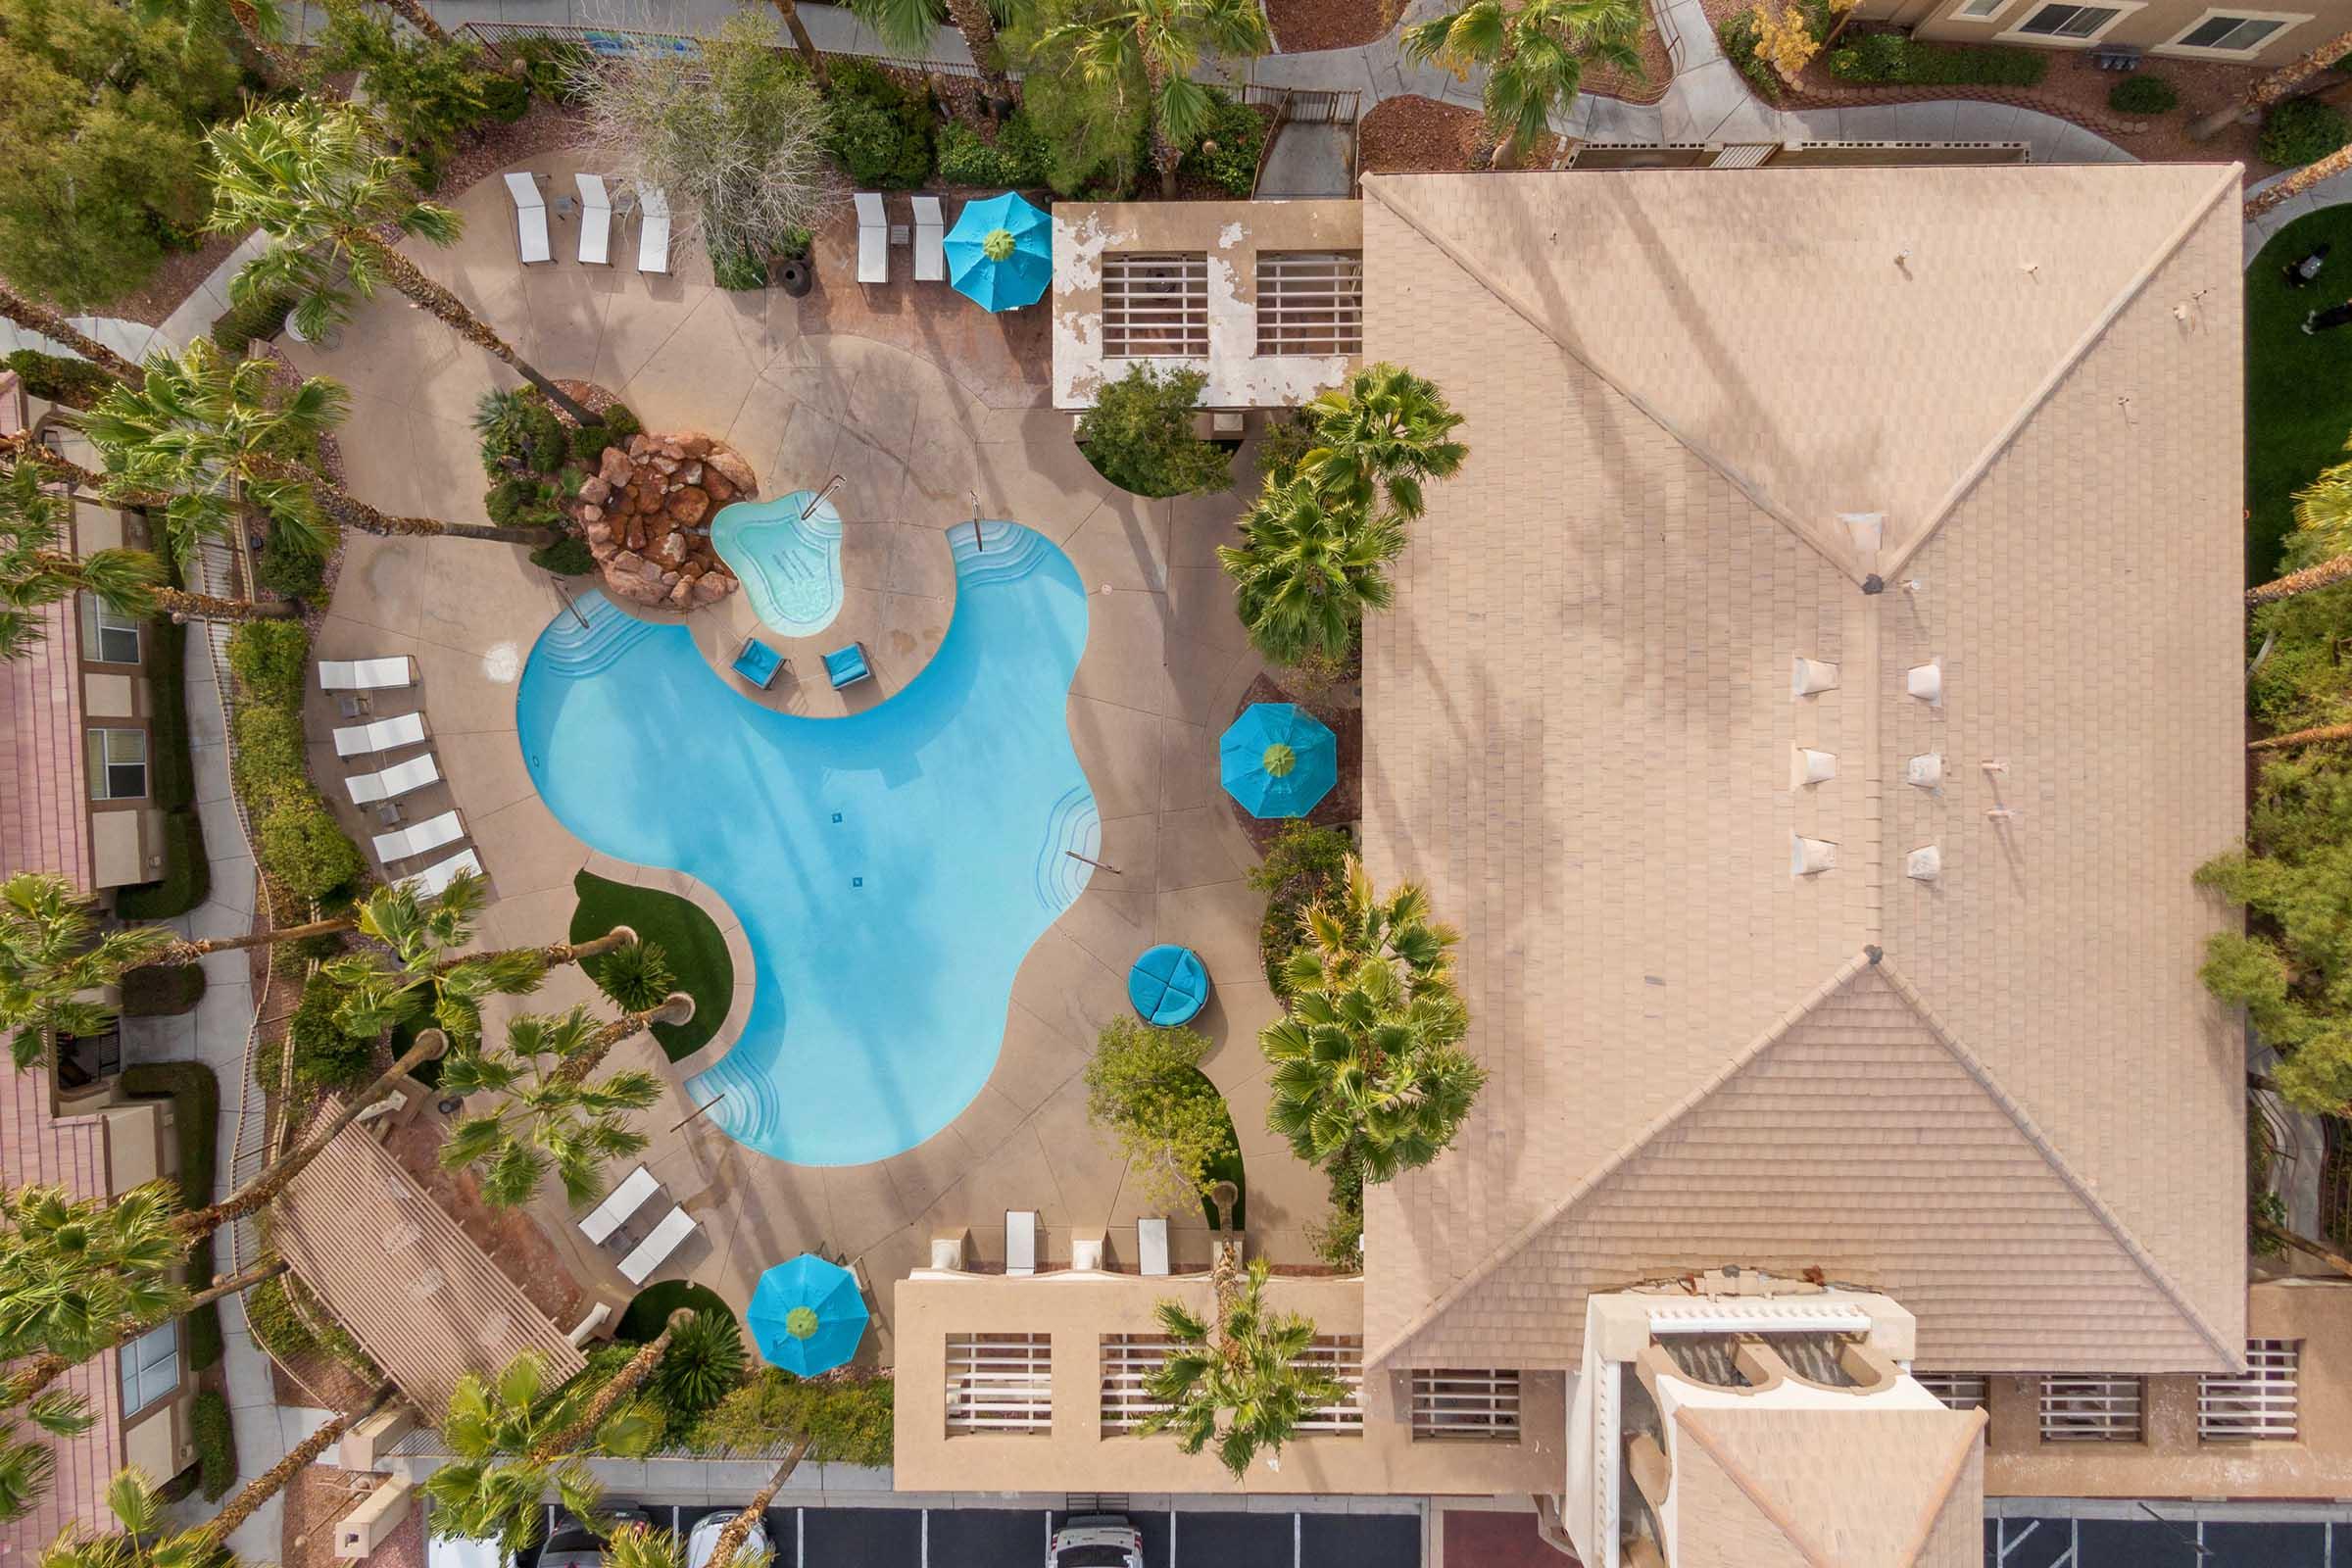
[822,642,871,690]
[373,808,464,864]
[346,752,440,807]
[400,849,481,901]
[855,192,888,284]
[318,657,416,693]
[333,710,427,759]
[576,174,612,266]
[504,173,551,266]
[911,195,944,282]
[1138,1216,1170,1277]
[619,1205,697,1284]
[1004,1209,1038,1277]
[637,187,671,275]
[579,1165,660,1245]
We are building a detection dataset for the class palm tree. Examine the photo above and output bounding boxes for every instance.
[206,101,603,430]
[757,0,832,85]
[82,343,560,561]
[1,1249,287,1410]
[1298,365,1467,523]
[843,0,1008,100]
[0,1186,185,1374]
[696,1440,811,1567]
[130,0,295,79]
[32,1470,218,1568]
[1,1394,94,1524]
[2247,143,2352,220]
[1280,856,1459,1000]
[1034,0,1271,198]
[1402,0,1646,166]
[0,437,169,511]
[0,286,139,386]
[1216,473,1405,666]
[369,0,452,41]
[599,1462,808,1568]
[0,874,174,1072]
[1140,1253,1345,1479]
[194,1385,398,1548]
[2190,27,2352,139]
[535,1311,690,1458]
[437,1004,682,1209]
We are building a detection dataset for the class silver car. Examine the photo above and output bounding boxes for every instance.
[537,1504,654,1568]
[1048,1514,1146,1568]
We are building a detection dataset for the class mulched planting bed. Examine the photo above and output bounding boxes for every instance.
[1226,671,1362,858]
[1360,94,1571,172]
[1266,0,1395,51]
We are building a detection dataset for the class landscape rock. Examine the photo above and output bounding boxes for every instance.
[627,434,653,458]
[577,504,603,524]
[706,449,756,495]
[666,487,710,526]
[706,471,736,504]
[580,475,613,506]
[652,530,688,567]
[598,448,633,487]
[572,429,757,611]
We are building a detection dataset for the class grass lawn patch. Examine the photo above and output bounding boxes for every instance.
[570,870,732,1061]
[120,1061,224,1372]
[2248,208,2352,583]
[618,1280,736,1341]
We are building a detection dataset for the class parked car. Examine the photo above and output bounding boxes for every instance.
[539,1503,655,1568]
[686,1512,772,1568]
[1048,1514,1145,1568]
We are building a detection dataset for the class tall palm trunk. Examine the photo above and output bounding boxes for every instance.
[942,0,1012,101]
[2251,721,2352,753]
[243,452,559,546]
[0,286,140,384]
[2191,24,2352,138]
[703,1439,812,1568]
[548,994,694,1089]
[27,551,290,624]
[2257,1215,2352,1280]
[347,233,602,429]
[430,926,634,977]
[224,0,298,78]
[2248,552,2352,604]
[768,0,830,85]
[0,1256,289,1408]
[530,1310,688,1460]
[197,1383,398,1547]
[370,0,452,41]
[126,913,357,969]
[2247,143,2352,220]
[171,1031,449,1241]
[1,435,171,510]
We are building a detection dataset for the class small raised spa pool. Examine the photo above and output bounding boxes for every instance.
[515,521,1098,1165]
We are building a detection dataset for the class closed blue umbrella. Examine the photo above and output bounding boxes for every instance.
[944,191,1052,312]
[1218,704,1338,818]
[746,1254,869,1376]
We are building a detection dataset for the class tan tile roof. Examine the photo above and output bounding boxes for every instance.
[273,1103,585,1415]
[1669,1401,1985,1568]
[0,377,91,891]
[1356,168,2247,1376]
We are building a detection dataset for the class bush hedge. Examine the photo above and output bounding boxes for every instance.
[191,1391,234,1499]
[280,972,379,1090]
[117,622,211,920]
[824,60,935,188]
[936,116,1051,187]
[2263,96,2351,167]
[226,620,310,710]
[256,792,367,903]
[1247,821,1352,993]
[1177,91,1266,198]
[571,403,641,468]
[1827,30,2046,85]
[119,961,205,1016]
[687,1370,894,1465]
[2,349,116,410]
[2108,74,2178,115]
[246,1276,377,1380]
[478,73,530,122]
[119,1061,224,1372]
[530,535,596,574]
[513,34,594,103]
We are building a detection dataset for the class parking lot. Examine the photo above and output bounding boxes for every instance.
[645,1506,1421,1568]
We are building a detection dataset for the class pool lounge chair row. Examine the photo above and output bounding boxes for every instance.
[507,172,669,274]
[856,193,944,285]
[579,1163,700,1284]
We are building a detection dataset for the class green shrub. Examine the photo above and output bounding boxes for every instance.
[530,534,596,575]
[256,790,366,903]
[1177,91,1265,198]
[2,350,115,411]
[1825,30,2045,84]
[192,1391,233,1500]
[145,617,193,809]
[1076,363,1231,498]
[255,543,326,601]
[654,1309,749,1426]
[113,808,209,919]
[246,1276,377,1379]
[286,972,379,1089]
[118,1061,222,1370]
[514,400,569,474]
[226,620,310,710]
[823,60,935,187]
[1254,409,1317,486]
[311,0,493,168]
[710,240,770,292]
[1247,820,1353,992]
[487,474,563,529]
[2263,96,2351,167]
[478,73,530,122]
[271,928,349,981]
[688,1370,893,1465]
[1305,1160,1362,1270]
[119,960,205,1016]
[571,403,640,468]
[1083,1017,1235,1211]
[1717,7,1781,94]
[231,705,309,801]
[936,115,1051,187]
[513,35,594,103]
[209,288,298,353]
[2108,74,2178,115]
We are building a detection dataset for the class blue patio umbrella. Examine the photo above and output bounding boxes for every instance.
[1218,703,1338,818]
[944,192,1053,312]
[746,1254,869,1376]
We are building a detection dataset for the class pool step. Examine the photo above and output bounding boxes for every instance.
[531,591,659,680]
[953,520,1053,587]
[1032,783,1102,913]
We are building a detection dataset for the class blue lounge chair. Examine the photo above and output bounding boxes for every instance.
[732,637,786,691]
[823,642,871,690]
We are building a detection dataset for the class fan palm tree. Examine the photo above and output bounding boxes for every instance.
[0,436,169,511]
[1140,1253,1345,1479]
[130,0,295,79]
[82,342,561,561]
[0,1187,185,1375]
[206,101,602,430]
[0,1247,286,1411]
[31,1469,216,1568]
[370,0,452,41]
[1216,473,1405,666]
[437,1004,685,1209]
[1280,856,1459,1001]
[2190,26,2352,139]
[2247,142,2352,220]
[0,286,139,386]
[1298,365,1468,523]
[758,0,831,84]
[1402,0,1646,166]
[194,1384,399,1548]
[2248,440,2352,605]
[843,0,1008,100]
[0,874,176,1072]
[1,1394,95,1525]
[1033,0,1271,198]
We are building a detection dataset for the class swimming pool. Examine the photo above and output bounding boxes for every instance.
[515,520,1099,1165]
[710,489,845,638]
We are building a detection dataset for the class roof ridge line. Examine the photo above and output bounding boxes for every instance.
[1898,1406,1991,1568]
[1671,1405,1836,1567]
[1880,162,2243,577]
[1357,173,1864,585]
[1364,950,1878,1369]
[1870,956,2243,1372]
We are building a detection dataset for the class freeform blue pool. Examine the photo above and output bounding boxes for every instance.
[710,488,845,638]
[515,520,1098,1165]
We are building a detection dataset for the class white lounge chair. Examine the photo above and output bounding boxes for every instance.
[911,195,944,282]
[373,808,464,864]
[333,710,427,759]
[318,657,416,693]
[576,174,612,266]
[346,752,440,807]
[400,848,482,901]
[1004,1208,1037,1277]
[855,192,888,284]
[637,187,670,275]
[618,1204,697,1284]
[579,1165,660,1246]
[504,173,551,267]
[1139,1216,1170,1277]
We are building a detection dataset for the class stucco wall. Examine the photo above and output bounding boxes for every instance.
[1870,0,2351,67]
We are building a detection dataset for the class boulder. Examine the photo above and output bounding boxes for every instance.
[577,504,604,524]
[586,521,612,545]
[612,549,646,575]
[705,470,736,504]
[652,530,688,567]
[652,455,680,476]
[692,572,731,604]
[598,447,633,487]
[670,578,694,608]
[640,557,665,584]
[680,461,703,487]
[706,449,757,496]
[627,433,653,458]
[679,435,712,459]
[667,487,710,526]
[579,474,613,507]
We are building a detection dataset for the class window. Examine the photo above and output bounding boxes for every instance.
[78,594,141,664]
[120,1321,178,1415]
[2199,1339,2299,1441]
[2174,12,2286,47]
[1913,1372,1989,1412]
[1410,1369,1522,1439]
[945,1332,1052,1434]
[1101,253,1209,359]
[2039,1375,2143,1442]
[1256,252,1364,356]
[2014,1,2124,32]
[86,728,147,801]
[1952,0,2011,17]
[1101,1333,1175,1435]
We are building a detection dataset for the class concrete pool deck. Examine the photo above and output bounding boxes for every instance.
[293,154,1317,1365]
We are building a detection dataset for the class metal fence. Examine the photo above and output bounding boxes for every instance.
[455,22,987,84]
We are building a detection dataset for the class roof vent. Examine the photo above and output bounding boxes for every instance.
[1792,657,1839,699]
[1906,845,1941,881]
[1791,747,1837,787]
[1790,835,1838,877]
[1840,513,1885,555]
[1907,660,1942,707]
[1906,753,1943,789]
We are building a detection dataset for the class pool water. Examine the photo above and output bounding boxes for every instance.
[710,489,845,638]
[515,520,1099,1165]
